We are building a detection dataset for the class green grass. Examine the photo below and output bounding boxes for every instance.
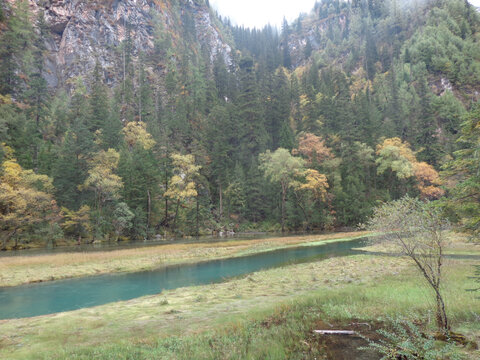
[0,231,370,287]
[1,254,478,360]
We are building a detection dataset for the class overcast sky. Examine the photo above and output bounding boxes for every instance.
[210,0,480,29]
[209,0,317,29]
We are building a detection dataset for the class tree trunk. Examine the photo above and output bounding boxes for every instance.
[219,182,223,221]
[164,161,169,228]
[281,182,287,233]
[147,189,151,234]
[173,199,180,234]
[2,229,17,250]
[34,113,40,173]
[294,191,309,229]
[435,289,449,334]
[196,193,199,238]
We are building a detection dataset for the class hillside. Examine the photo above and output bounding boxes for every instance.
[0,0,479,247]
[2,0,232,88]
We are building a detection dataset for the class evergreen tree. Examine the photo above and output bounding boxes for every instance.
[237,57,267,167]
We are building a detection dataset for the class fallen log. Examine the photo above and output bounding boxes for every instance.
[313,330,356,335]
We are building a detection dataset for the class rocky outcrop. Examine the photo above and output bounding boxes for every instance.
[284,12,347,68]
[10,0,232,89]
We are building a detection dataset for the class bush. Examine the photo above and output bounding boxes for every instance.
[359,317,464,360]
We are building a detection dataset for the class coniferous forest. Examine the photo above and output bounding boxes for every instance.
[1,0,480,248]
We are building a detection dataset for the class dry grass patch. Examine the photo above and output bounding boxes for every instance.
[1,253,478,360]
[0,231,369,287]
[0,254,406,360]
[359,232,480,256]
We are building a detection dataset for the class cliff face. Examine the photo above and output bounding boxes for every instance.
[10,0,232,88]
[285,12,347,68]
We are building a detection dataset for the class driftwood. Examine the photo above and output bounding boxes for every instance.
[313,330,356,335]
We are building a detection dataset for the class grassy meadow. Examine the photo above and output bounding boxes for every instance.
[0,232,478,359]
[0,231,369,287]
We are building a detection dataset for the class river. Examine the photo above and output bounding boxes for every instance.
[0,237,368,319]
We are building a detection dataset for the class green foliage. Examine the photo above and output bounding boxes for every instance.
[443,103,480,239]
[0,0,478,242]
[112,202,134,240]
[359,318,463,360]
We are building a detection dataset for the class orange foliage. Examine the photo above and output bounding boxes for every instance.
[414,162,445,200]
[376,138,444,200]
[294,133,333,165]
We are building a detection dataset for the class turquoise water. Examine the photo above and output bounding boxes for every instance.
[0,238,368,319]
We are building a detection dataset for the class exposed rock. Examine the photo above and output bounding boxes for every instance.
[285,12,347,68]
[9,0,232,89]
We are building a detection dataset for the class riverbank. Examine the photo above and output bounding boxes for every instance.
[0,252,478,359]
[0,231,369,287]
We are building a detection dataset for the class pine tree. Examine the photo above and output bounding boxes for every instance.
[89,62,110,133]
[237,57,267,167]
[0,0,34,96]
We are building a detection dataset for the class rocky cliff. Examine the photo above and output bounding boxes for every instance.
[8,0,232,89]
[284,12,347,68]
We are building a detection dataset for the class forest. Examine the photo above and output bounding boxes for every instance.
[0,0,479,248]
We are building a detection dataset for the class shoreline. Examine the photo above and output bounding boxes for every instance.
[0,231,370,288]
[0,252,477,359]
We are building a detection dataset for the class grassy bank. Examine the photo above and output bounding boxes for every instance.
[0,231,368,287]
[0,252,478,359]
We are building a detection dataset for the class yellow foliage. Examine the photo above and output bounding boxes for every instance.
[61,205,91,235]
[376,138,444,199]
[376,137,416,163]
[376,138,416,179]
[20,170,55,194]
[82,149,123,203]
[0,94,13,105]
[1,144,15,160]
[349,68,373,100]
[123,122,156,150]
[0,158,59,242]
[164,153,200,202]
[1,160,23,188]
[298,169,329,200]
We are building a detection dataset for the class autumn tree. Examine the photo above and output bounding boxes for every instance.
[0,149,59,249]
[259,148,305,232]
[376,138,443,200]
[414,162,445,200]
[81,149,123,237]
[122,121,155,151]
[293,133,333,166]
[293,168,329,228]
[164,154,201,234]
[60,205,91,242]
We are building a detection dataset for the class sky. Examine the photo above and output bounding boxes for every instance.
[210,0,480,29]
[209,0,318,29]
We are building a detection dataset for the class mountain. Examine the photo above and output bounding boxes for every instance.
[0,0,479,247]
[3,0,232,88]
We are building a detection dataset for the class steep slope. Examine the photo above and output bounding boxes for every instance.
[0,0,480,245]
[4,0,232,88]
